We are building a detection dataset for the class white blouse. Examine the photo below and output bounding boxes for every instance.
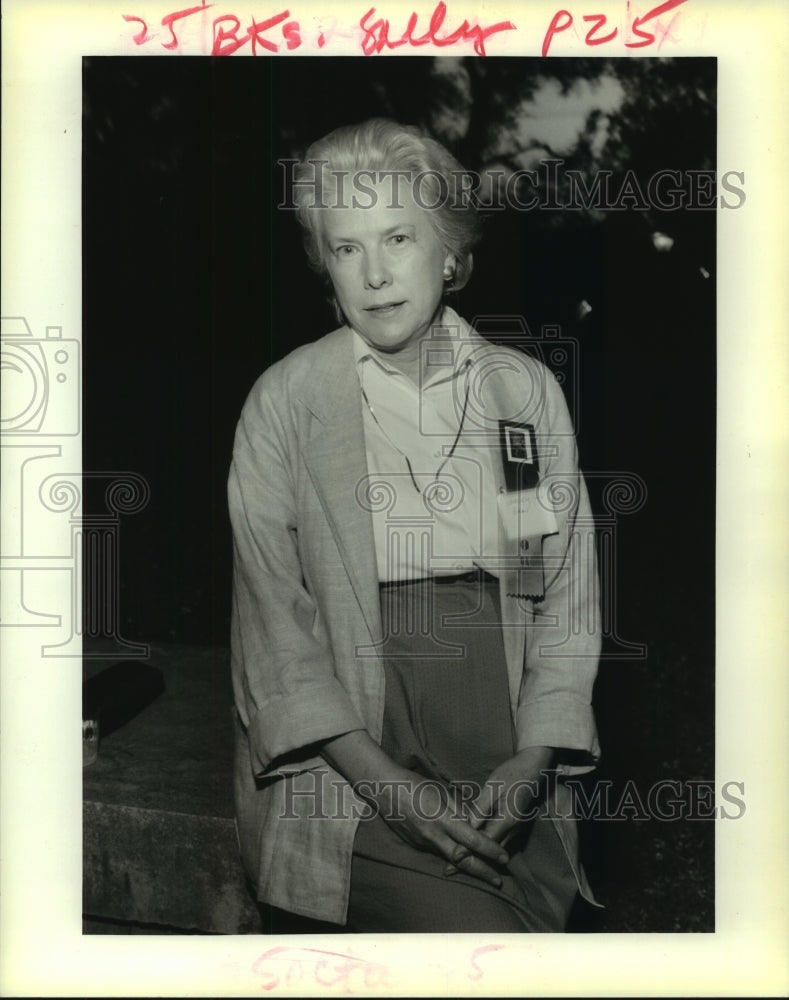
[352,309,502,582]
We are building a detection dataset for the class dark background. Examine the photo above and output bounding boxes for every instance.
[83,56,716,932]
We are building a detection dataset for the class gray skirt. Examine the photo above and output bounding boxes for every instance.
[349,572,578,932]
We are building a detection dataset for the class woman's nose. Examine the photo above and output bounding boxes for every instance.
[363,251,391,289]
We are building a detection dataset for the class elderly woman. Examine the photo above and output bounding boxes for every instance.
[229,119,601,933]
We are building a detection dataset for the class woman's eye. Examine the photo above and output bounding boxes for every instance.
[389,234,410,246]
[336,245,357,257]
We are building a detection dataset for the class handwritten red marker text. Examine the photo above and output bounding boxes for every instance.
[251,947,390,992]
[123,0,515,54]
[122,0,691,55]
[360,2,515,56]
[541,0,690,56]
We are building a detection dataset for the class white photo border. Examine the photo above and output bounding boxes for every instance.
[2,0,788,996]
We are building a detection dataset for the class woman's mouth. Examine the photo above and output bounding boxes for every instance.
[366,301,405,316]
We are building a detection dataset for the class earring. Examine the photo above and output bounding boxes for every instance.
[443,268,455,282]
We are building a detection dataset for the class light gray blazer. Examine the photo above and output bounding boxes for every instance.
[228,313,601,924]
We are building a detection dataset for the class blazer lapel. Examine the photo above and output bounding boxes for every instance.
[299,331,383,646]
[295,327,538,710]
[473,346,533,710]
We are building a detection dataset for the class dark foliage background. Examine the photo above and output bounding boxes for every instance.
[83,55,716,932]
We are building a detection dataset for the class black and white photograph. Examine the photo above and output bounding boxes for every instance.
[2,0,788,994]
[80,54,717,935]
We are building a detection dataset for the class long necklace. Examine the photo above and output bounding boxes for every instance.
[360,360,472,494]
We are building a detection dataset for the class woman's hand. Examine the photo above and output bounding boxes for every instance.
[321,730,509,887]
[444,746,556,878]
[368,766,511,887]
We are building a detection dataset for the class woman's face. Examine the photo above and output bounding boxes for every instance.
[321,179,453,360]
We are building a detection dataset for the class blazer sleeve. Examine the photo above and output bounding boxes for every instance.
[514,368,601,772]
[228,373,366,779]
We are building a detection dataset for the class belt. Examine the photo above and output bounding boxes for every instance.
[380,567,498,588]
